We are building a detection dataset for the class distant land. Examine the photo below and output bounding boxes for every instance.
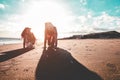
[60,31,120,39]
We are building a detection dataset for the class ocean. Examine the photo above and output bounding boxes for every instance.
[0,33,81,45]
[0,37,22,45]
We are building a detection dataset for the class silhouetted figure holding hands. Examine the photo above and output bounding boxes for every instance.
[21,27,36,48]
[44,22,58,50]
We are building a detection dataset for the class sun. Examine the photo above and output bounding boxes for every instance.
[19,0,71,41]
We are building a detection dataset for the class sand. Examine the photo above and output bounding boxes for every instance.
[0,39,120,80]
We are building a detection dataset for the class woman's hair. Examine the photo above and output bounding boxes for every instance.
[21,27,31,38]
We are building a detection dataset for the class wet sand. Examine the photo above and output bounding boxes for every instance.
[0,39,120,80]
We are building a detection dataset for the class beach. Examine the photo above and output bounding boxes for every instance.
[0,39,120,80]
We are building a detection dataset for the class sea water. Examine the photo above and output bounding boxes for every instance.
[0,37,22,45]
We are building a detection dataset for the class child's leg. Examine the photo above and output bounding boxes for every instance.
[23,38,26,48]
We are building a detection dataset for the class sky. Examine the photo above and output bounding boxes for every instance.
[0,0,120,39]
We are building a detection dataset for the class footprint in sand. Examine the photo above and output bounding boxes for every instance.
[115,52,120,55]
[86,49,92,51]
[68,48,71,50]
[23,68,29,72]
[14,68,18,71]
[106,63,117,73]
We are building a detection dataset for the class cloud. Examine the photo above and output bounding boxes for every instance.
[79,0,87,5]
[0,3,5,9]
[92,12,120,31]
[115,6,120,13]
[21,0,25,2]
[70,11,120,34]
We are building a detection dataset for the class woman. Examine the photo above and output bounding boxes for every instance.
[21,27,36,48]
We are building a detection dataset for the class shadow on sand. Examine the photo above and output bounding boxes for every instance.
[0,48,33,62]
[35,47,103,80]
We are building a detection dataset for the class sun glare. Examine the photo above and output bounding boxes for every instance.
[20,0,71,41]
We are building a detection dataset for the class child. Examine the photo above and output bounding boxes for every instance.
[21,27,36,48]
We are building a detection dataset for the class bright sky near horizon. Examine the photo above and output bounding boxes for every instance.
[0,0,120,39]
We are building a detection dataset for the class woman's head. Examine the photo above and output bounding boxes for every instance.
[21,27,31,37]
